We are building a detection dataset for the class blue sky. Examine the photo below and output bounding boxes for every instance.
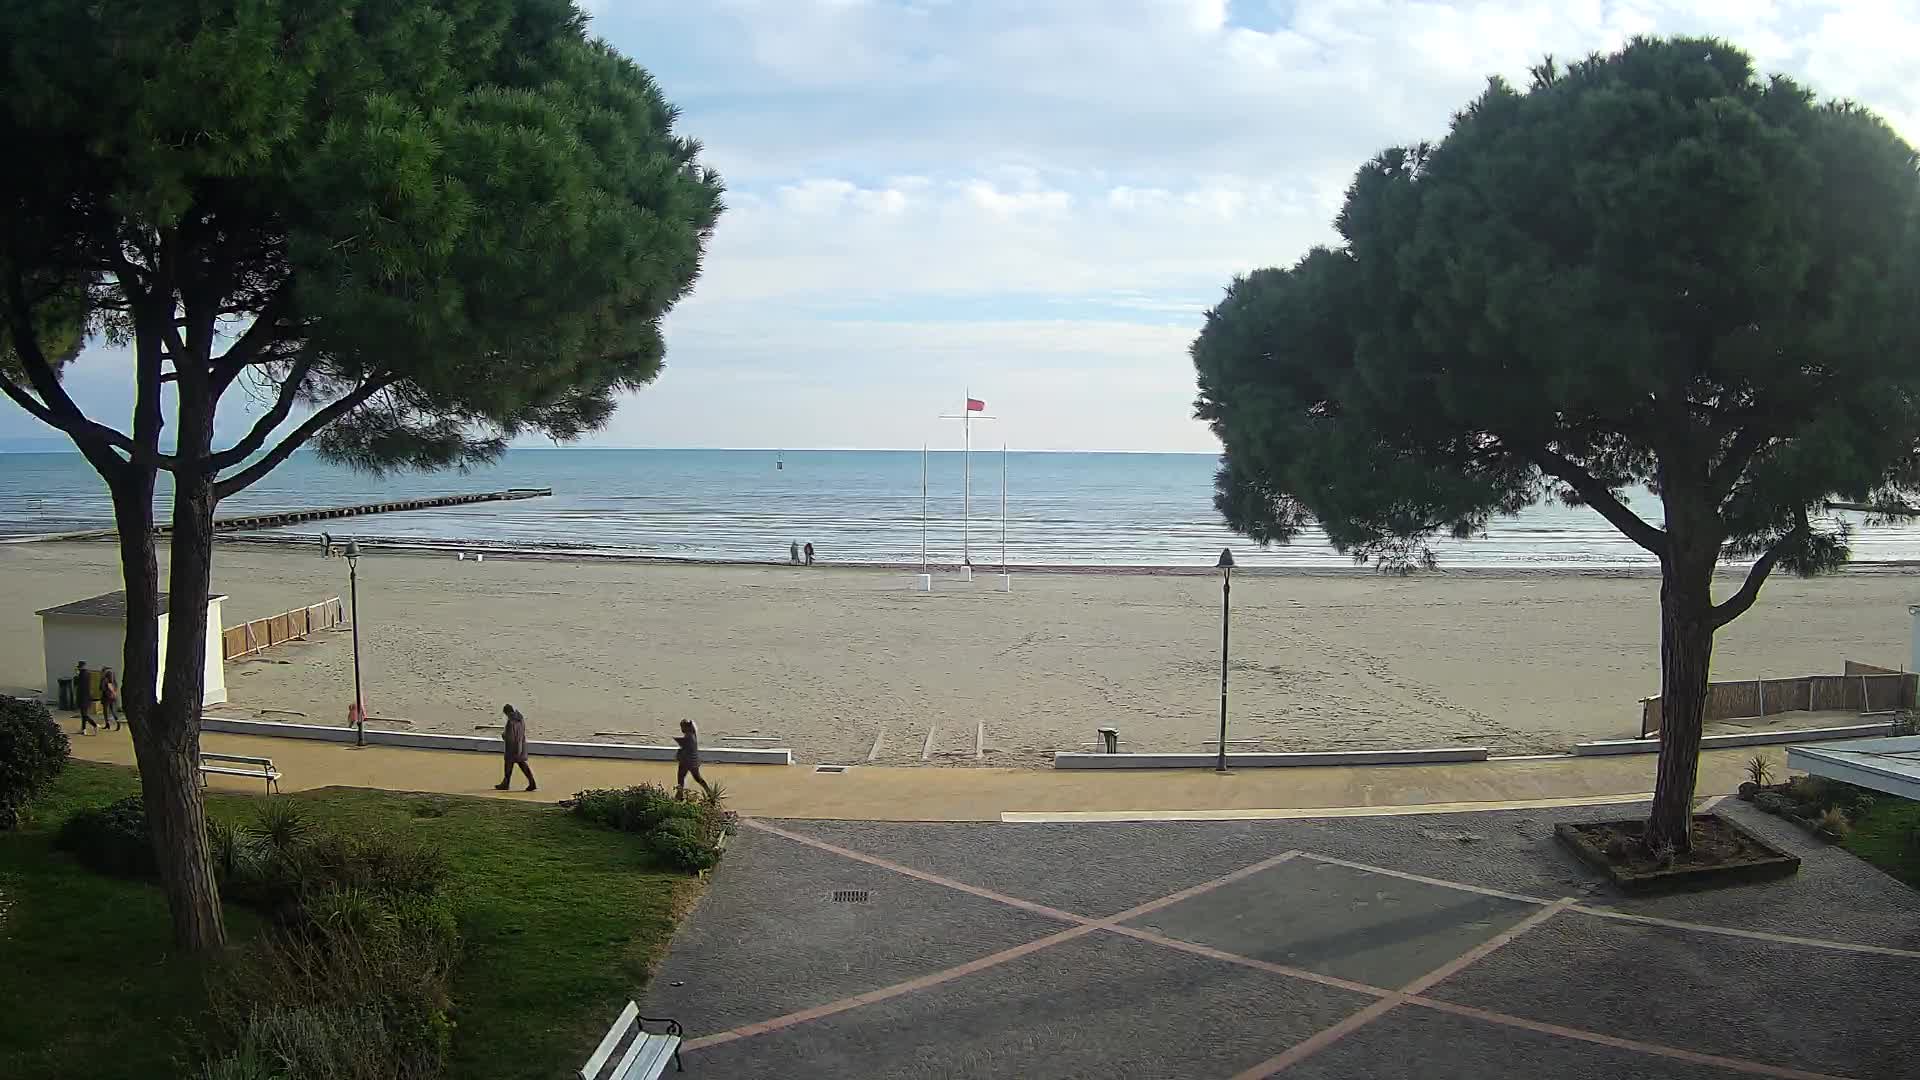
[9,0,1920,453]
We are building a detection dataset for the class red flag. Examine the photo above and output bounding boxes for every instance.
[967,398,985,412]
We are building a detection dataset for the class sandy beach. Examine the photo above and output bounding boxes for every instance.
[1,540,1914,766]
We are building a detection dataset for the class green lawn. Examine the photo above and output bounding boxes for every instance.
[1844,791,1920,889]
[0,762,699,1080]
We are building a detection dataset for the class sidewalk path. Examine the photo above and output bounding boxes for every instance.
[69,727,1777,821]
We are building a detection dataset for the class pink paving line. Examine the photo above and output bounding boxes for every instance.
[1230,899,1576,1078]
[1294,852,1553,905]
[1406,998,1852,1080]
[686,834,1305,1054]
[681,921,1103,1053]
[1567,906,1920,960]
[1104,925,1392,999]
[1303,850,1920,961]
[743,818,1090,925]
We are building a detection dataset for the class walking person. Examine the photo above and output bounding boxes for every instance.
[674,719,713,799]
[803,541,815,566]
[74,660,99,735]
[494,704,537,792]
[99,667,120,731]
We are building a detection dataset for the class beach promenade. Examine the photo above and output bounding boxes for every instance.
[68,725,1773,820]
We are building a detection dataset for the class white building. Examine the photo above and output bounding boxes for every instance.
[36,590,228,708]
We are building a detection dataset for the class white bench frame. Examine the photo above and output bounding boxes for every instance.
[198,751,280,794]
[581,1001,683,1079]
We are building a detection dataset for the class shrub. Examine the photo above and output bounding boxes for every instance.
[648,815,721,873]
[224,825,449,923]
[56,795,155,877]
[203,894,460,1080]
[1815,807,1853,841]
[249,799,314,856]
[563,783,728,873]
[1744,756,1774,788]
[0,695,69,829]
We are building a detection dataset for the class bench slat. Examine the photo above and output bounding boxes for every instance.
[201,766,278,777]
[617,1035,679,1080]
[581,1001,639,1080]
[202,753,274,766]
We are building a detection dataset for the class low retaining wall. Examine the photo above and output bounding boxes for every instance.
[1574,722,1894,757]
[198,717,792,764]
[1053,747,1489,770]
[1640,663,1914,736]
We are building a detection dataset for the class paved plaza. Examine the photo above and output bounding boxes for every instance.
[645,799,1920,1078]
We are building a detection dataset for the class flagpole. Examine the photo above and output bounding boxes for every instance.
[1001,442,1008,573]
[921,443,928,572]
[963,390,971,566]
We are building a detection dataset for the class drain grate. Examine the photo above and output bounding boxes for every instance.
[814,764,850,774]
[830,889,872,903]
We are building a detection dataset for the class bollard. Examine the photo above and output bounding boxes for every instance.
[1098,726,1119,754]
[961,565,973,582]
[999,574,1013,592]
[915,574,932,592]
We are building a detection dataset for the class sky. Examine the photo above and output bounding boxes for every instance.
[7,0,1920,454]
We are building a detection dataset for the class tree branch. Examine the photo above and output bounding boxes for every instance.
[204,352,318,472]
[209,287,296,395]
[1523,444,1668,556]
[1708,425,1768,503]
[1,270,159,474]
[213,374,396,498]
[1710,517,1807,630]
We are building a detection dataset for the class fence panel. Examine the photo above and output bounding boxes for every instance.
[222,597,345,661]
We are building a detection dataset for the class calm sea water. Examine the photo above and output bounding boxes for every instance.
[2,448,1917,568]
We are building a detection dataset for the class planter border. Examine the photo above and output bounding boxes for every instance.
[1053,747,1489,770]
[1554,812,1800,894]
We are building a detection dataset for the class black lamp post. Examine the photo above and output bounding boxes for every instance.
[344,540,364,747]
[1216,547,1234,773]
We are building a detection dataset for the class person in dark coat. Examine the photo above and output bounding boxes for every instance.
[99,667,120,731]
[803,541,815,566]
[675,719,713,799]
[74,660,99,734]
[495,704,537,791]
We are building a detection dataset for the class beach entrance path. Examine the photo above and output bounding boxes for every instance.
[646,799,1920,1079]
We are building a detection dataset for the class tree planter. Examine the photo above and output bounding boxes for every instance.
[1555,814,1800,894]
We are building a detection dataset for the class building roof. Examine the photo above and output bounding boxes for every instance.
[35,590,228,619]
[1787,736,1920,801]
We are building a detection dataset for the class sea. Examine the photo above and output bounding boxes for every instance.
[3,447,1919,569]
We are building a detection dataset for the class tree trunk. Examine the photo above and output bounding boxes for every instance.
[110,469,226,950]
[1648,550,1717,852]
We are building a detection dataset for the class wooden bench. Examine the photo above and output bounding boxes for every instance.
[198,752,280,794]
[581,1001,683,1079]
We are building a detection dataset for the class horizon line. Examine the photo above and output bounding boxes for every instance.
[0,444,1224,456]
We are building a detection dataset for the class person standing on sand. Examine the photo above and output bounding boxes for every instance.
[495,704,537,791]
[74,660,99,734]
[675,719,713,799]
[99,667,120,731]
[803,541,814,566]
[790,540,801,564]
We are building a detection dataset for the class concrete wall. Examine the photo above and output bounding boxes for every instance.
[198,717,792,764]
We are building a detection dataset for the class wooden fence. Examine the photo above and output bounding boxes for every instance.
[223,597,345,661]
[1639,659,1915,737]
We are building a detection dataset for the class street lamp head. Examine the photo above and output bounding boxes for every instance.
[1216,548,1235,569]
[342,540,360,563]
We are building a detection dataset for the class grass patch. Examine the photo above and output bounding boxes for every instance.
[2,762,700,1080]
[1843,791,1920,889]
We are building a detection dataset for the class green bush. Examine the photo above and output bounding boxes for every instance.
[0,695,69,829]
[561,783,726,873]
[220,808,449,924]
[55,795,155,877]
[647,815,721,873]
[203,893,460,1080]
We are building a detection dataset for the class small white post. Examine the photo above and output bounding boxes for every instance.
[915,574,931,592]
[1909,604,1920,675]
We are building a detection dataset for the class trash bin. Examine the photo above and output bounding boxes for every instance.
[1098,726,1119,754]
[57,677,74,711]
